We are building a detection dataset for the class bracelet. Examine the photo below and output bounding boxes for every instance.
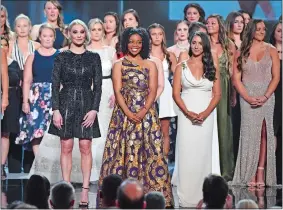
[264,95,268,99]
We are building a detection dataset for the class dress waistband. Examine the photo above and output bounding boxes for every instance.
[103,75,111,79]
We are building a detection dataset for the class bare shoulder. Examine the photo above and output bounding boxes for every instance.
[33,41,41,49]
[168,51,176,60]
[32,24,42,30]
[167,45,176,52]
[144,59,156,68]
[178,51,189,61]
[113,59,123,68]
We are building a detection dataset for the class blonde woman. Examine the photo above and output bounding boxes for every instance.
[86,18,116,182]
[15,24,58,154]
[0,5,15,41]
[9,14,40,72]
[48,19,102,207]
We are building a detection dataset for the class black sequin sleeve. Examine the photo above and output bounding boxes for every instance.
[92,53,102,111]
[51,54,62,111]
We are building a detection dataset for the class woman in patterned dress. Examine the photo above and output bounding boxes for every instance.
[15,24,59,154]
[97,27,173,208]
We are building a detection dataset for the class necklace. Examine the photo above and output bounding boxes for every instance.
[176,42,189,50]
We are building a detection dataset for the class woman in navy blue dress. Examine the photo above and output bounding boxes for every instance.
[15,24,59,155]
[31,0,65,49]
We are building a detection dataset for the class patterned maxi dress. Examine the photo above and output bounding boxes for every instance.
[97,58,173,207]
[232,44,277,186]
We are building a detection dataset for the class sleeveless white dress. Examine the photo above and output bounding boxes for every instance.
[88,46,115,182]
[29,46,115,184]
[157,58,177,118]
[171,62,220,207]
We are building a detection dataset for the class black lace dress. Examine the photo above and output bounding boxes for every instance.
[48,50,102,139]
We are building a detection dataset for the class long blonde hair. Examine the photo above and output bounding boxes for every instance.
[0,5,13,40]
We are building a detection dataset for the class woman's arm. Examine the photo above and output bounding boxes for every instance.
[169,51,177,73]
[91,53,103,111]
[51,54,62,111]
[1,50,9,113]
[263,45,280,98]
[22,54,34,104]
[150,56,164,101]
[198,54,221,121]
[232,50,258,106]
[177,51,189,65]
[112,61,131,114]
[143,60,158,110]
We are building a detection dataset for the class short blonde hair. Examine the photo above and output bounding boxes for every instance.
[38,23,56,39]
[68,19,90,45]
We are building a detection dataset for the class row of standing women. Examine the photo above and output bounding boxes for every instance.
[0,1,282,208]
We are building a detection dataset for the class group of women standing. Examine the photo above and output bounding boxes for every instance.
[0,0,282,208]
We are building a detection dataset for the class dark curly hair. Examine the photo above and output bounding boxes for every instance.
[121,27,150,59]
[183,3,206,24]
[237,19,265,71]
[189,31,216,81]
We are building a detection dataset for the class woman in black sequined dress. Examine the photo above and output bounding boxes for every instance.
[48,19,102,208]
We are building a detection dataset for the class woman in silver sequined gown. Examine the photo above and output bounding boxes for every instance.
[232,19,280,187]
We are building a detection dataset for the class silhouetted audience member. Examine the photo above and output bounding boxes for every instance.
[100,174,123,208]
[116,178,146,209]
[49,181,75,209]
[25,175,49,209]
[145,191,165,209]
[8,201,37,209]
[202,174,228,209]
[236,199,259,209]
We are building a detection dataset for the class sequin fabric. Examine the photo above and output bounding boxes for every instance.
[48,50,102,139]
[97,58,173,207]
[232,44,277,186]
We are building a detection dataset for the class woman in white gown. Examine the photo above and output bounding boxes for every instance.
[172,31,221,208]
[86,18,116,182]
[29,19,116,184]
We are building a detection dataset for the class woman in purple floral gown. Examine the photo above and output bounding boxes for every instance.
[97,27,173,208]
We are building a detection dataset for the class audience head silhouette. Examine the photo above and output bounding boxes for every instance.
[145,191,165,209]
[25,174,50,209]
[49,181,75,209]
[100,174,123,208]
[116,178,146,209]
[202,174,228,209]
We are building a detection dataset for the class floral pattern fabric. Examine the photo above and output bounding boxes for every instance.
[16,82,52,148]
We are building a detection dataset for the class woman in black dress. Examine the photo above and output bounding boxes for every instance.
[1,35,21,180]
[48,19,102,207]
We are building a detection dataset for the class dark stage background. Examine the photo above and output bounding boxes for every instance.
[2,0,282,46]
